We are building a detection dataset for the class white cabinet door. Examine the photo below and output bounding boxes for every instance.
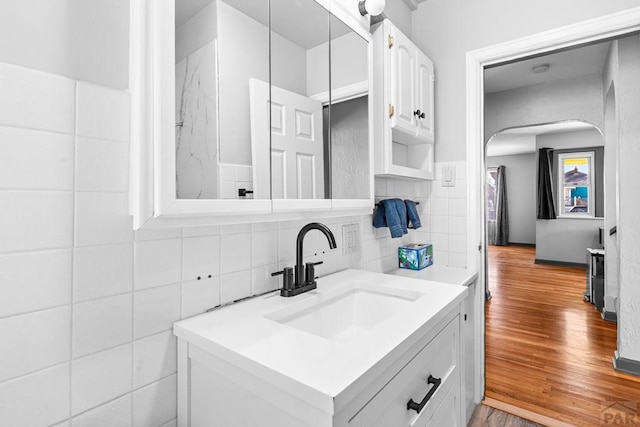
[389,27,417,138]
[424,385,460,427]
[416,51,434,142]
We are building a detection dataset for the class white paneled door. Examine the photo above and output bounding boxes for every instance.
[250,79,324,200]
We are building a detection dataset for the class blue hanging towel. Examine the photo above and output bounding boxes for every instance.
[405,200,422,229]
[373,199,407,238]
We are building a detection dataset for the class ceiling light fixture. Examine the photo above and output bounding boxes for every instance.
[532,64,550,74]
[359,0,385,16]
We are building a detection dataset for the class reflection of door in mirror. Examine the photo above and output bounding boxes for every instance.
[174,0,269,200]
[269,0,330,200]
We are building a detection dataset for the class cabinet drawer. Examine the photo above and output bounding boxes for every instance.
[350,316,459,427]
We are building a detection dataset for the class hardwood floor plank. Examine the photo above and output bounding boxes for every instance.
[485,245,640,427]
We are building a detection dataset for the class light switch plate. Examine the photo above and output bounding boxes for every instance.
[442,165,456,187]
[342,224,359,254]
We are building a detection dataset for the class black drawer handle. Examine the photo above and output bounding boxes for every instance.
[406,375,442,414]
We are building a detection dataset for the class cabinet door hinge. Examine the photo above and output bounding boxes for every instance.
[388,34,394,48]
[388,104,395,117]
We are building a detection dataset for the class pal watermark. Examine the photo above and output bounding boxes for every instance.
[601,401,637,425]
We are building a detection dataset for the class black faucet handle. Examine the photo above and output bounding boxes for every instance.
[272,267,294,291]
[311,261,323,266]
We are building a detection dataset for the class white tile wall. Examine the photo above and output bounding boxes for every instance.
[0,62,467,426]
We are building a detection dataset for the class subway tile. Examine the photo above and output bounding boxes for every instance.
[182,225,220,237]
[0,306,70,383]
[449,252,467,268]
[74,243,133,302]
[448,199,467,217]
[252,222,277,232]
[135,239,181,290]
[0,249,71,317]
[252,229,277,268]
[0,363,70,426]
[220,270,251,304]
[71,394,132,427]
[161,420,177,427]
[429,215,449,234]
[0,63,75,133]
[449,234,467,254]
[132,375,177,427]
[133,331,177,389]
[430,197,449,216]
[75,192,132,246]
[134,227,182,241]
[430,181,449,198]
[134,284,181,339]
[53,422,71,427]
[220,232,251,274]
[0,191,73,252]
[278,227,297,261]
[251,264,280,295]
[0,126,74,190]
[73,293,132,358]
[449,216,467,236]
[448,180,467,198]
[76,137,129,192]
[71,344,132,415]
[182,235,220,281]
[219,224,252,234]
[430,232,449,253]
[76,83,130,142]
[435,250,449,266]
[182,277,220,318]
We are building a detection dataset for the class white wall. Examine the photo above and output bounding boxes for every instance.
[175,1,217,63]
[536,218,603,264]
[411,0,639,162]
[486,153,536,245]
[484,75,604,142]
[0,0,128,90]
[602,34,640,362]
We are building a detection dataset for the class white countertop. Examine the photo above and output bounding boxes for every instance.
[390,265,478,287]
[173,269,468,415]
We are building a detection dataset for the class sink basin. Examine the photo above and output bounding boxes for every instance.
[266,283,425,342]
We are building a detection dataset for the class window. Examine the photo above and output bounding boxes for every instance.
[558,151,594,217]
[486,168,498,221]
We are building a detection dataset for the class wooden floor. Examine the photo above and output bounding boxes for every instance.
[485,245,640,426]
[469,403,543,426]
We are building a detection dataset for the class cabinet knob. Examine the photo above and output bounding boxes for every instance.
[414,109,425,119]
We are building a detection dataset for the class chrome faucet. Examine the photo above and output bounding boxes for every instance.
[272,222,337,297]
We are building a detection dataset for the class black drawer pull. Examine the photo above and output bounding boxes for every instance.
[406,375,442,414]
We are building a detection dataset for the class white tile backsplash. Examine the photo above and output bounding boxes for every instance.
[134,285,181,339]
[76,83,130,142]
[76,137,129,192]
[0,64,470,426]
[0,307,70,383]
[75,192,133,246]
[132,374,177,427]
[71,394,132,427]
[0,363,70,427]
[71,344,132,415]
[72,293,132,358]
[73,243,133,302]
[133,331,177,389]
[0,191,73,252]
[0,249,72,317]
[134,239,181,290]
[0,126,74,190]
[0,64,75,133]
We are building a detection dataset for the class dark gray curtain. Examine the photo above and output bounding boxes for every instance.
[494,165,509,245]
[537,148,556,219]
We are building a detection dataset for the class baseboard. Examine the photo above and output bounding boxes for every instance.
[508,242,536,247]
[613,351,640,376]
[483,397,576,427]
[602,310,618,322]
[534,258,587,269]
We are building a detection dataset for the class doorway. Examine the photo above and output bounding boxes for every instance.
[466,9,640,426]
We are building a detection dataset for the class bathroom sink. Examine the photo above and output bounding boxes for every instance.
[265,283,425,342]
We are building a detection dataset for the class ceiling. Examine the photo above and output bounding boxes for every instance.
[484,41,611,94]
[175,0,351,50]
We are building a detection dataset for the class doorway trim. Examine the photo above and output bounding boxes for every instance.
[465,6,640,410]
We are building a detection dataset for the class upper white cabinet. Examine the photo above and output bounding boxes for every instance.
[372,19,435,180]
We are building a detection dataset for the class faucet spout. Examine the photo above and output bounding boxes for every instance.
[295,222,337,269]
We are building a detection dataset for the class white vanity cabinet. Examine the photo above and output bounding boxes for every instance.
[372,19,435,180]
[173,270,468,427]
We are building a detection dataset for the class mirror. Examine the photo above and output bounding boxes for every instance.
[174,0,270,200]
[328,14,369,200]
[269,0,331,200]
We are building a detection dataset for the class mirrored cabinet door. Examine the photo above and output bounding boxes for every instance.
[269,0,331,208]
[329,13,370,200]
[174,0,270,201]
